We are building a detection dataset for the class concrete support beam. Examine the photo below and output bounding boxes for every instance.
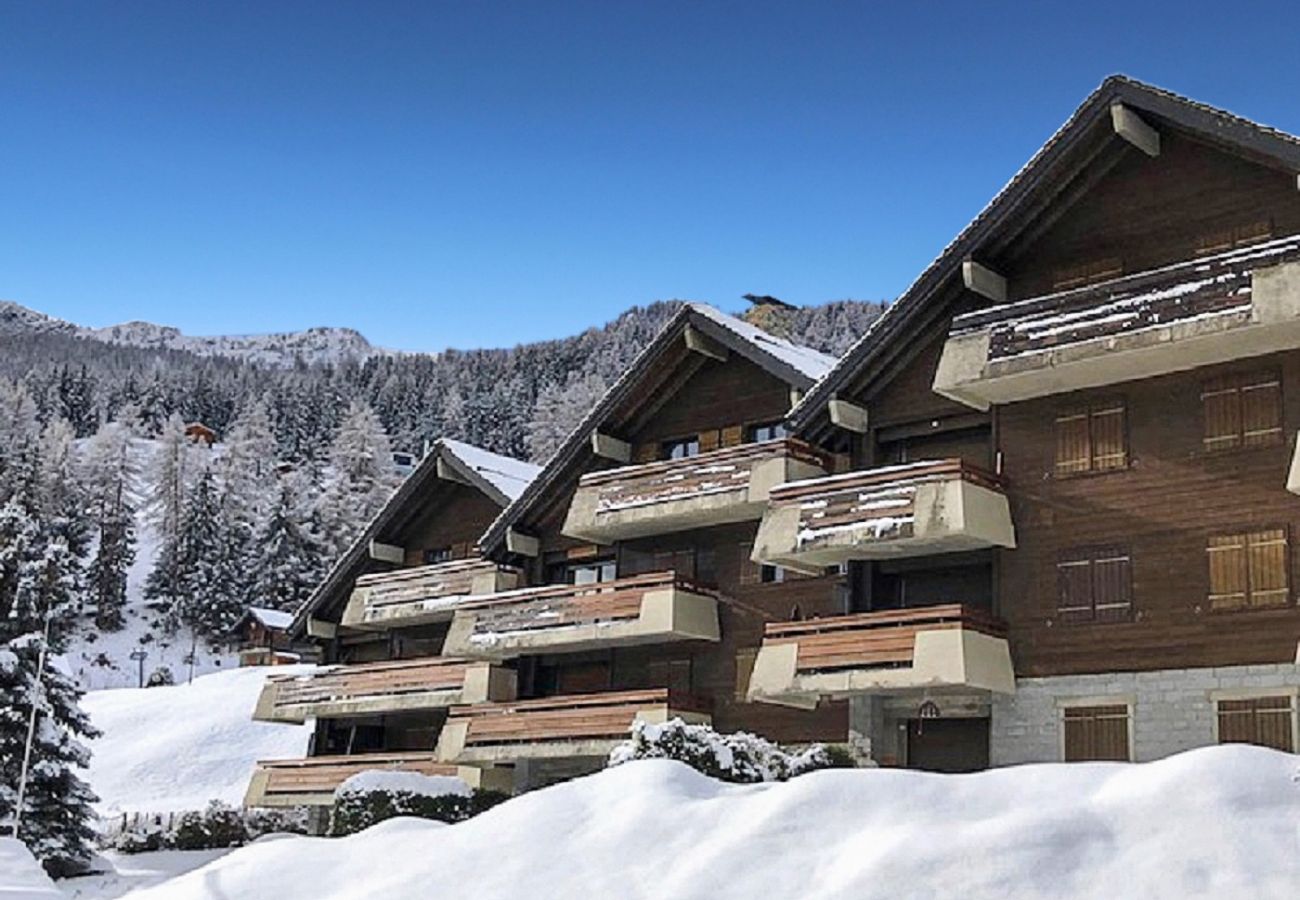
[828,398,870,434]
[683,324,728,361]
[590,430,631,463]
[368,540,404,564]
[435,457,472,485]
[305,617,337,639]
[961,260,1008,303]
[505,528,540,558]
[788,387,804,409]
[1111,103,1161,157]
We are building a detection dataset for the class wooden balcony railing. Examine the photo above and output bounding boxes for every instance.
[752,459,1015,571]
[341,557,524,629]
[441,571,720,658]
[436,688,711,764]
[562,438,828,543]
[935,234,1300,409]
[747,604,1015,707]
[252,657,516,723]
[244,752,463,807]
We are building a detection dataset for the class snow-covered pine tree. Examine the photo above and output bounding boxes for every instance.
[526,371,607,463]
[317,400,397,556]
[165,469,250,637]
[143,414,203,617]
[81,421,139,631]
[216,398,278,533]
[251,479,327,612]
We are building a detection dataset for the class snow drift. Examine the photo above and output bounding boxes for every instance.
[81,666,312,815]
[0,837,63,898]
[119,745,1299,900]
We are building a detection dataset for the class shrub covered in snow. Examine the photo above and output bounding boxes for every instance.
[608,718,853,783]
[107,801,308,853]
[328,771,507,837]
[145,665,175,687]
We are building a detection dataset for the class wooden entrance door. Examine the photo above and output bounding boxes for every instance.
[906,717,990,773]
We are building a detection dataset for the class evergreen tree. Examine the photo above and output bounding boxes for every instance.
[527,371,607,463]
[81,421,139,631]
[166,471,250,637]
[317,400,397,556]
[251,479,327,612]
[144,414,201,617]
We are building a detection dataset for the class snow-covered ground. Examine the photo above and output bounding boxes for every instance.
[56,745,1300,900]
[60,849,230,900]
[0,838,64,899]
[82,666,312,816]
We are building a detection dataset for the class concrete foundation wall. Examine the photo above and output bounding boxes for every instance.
[990,663,1300,765]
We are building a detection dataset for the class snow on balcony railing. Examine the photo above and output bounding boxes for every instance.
[342,558,524,629]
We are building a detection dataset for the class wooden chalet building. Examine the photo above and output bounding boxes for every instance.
[246,77,1300,814]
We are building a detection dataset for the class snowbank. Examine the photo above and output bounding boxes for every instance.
[115,745,1300,900]
[336,771,471,799]
[0,837,63,898]
[82,665,312,816]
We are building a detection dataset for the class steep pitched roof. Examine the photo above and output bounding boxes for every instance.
[789,74,1300,432]
[287,439,540,635]
[480,303,835,556]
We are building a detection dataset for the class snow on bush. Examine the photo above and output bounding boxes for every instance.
[608,717,852,783]
[106,801,308,854]
[329,771,505,837]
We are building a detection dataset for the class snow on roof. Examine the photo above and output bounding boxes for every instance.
[247,607,294,630]
[441,438,542,503]
[687,303,837,381]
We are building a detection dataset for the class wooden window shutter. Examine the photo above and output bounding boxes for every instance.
[1055,412,1091,475]
[1246,528,1288,608]
[720,425,744,448]
[1056,555,1094,622]
[1063,705,1131,761]
[738,543,760,585]
[1091,550,1132,621]
[1207,532,1249,610]
[734,648,758,701]
[1240,376,1282,448]
[1195,220,1272,256]
[1090,405,1127,471]
[633,442,658,463]
[1217,696,1294,752]
[451,542,473,560]
[1202,377,1243,451]
[698,429,721,453]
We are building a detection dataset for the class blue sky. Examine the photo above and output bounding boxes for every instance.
[3,2,1299,352]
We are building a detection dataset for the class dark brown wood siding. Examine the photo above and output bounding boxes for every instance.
[996,350,1300,676]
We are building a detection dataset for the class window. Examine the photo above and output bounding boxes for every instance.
[423,546,452,565]
[1062,704,1132,761]
[1056,547,1132,623]
[570,560,617,585]
[759,564,785,584]
[747,421,788,443]
[1216,695,1295,752]
[662,436,700,460]
[1202,372,1282,452]
[1055,402,1126,475]
[1206,528,1289,610]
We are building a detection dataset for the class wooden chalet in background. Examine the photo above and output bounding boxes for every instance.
[245,76,1300,816]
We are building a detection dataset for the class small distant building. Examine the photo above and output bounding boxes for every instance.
[185,422,218,446]
[392,451,419,476]
[226,607,310,667]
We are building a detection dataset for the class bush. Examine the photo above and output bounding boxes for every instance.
[608,718,854,783]
[145,665,175,687]
[328,771,508,837]
[107,802,308,853]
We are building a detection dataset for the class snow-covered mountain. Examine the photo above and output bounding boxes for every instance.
[0,300,382,366]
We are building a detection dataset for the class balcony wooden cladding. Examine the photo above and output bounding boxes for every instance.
[436,688,711,764]
[934,235,1300,410]
[562,438,828,543]
[244,752,462,807]
[751,459,1016,572]
[252,657,515,723]
[441,571,721,659]
[747,604,1016,707]
[341,558,523,630]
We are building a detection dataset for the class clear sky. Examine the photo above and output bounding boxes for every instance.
[3,1,1299,352]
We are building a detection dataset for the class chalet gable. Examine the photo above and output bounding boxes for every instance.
[792,75,1300,440]
[480,303,835,558]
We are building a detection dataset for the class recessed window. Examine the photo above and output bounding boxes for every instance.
[1216,695,1295,752]
[747,421,788,443]
[424,547,452,565]
[1062,703,1132,761]
[1055,402,1126,476]
[662,436,700,460]
[759,564,786,584]
[1056,547,1132,623]
[1206,528,1289,611]
[570,560,617,585]
[1202,372,1282,452]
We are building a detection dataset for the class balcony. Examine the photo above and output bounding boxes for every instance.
[243,752,507,807]
[441,572,720,659]
[752,459,1015,572]
[341,558,524,630]
[252,657,517,723]
[562,438,828,543]
[934,235,1300,409]
[747,604,1015,708]
[436,688,710,765]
